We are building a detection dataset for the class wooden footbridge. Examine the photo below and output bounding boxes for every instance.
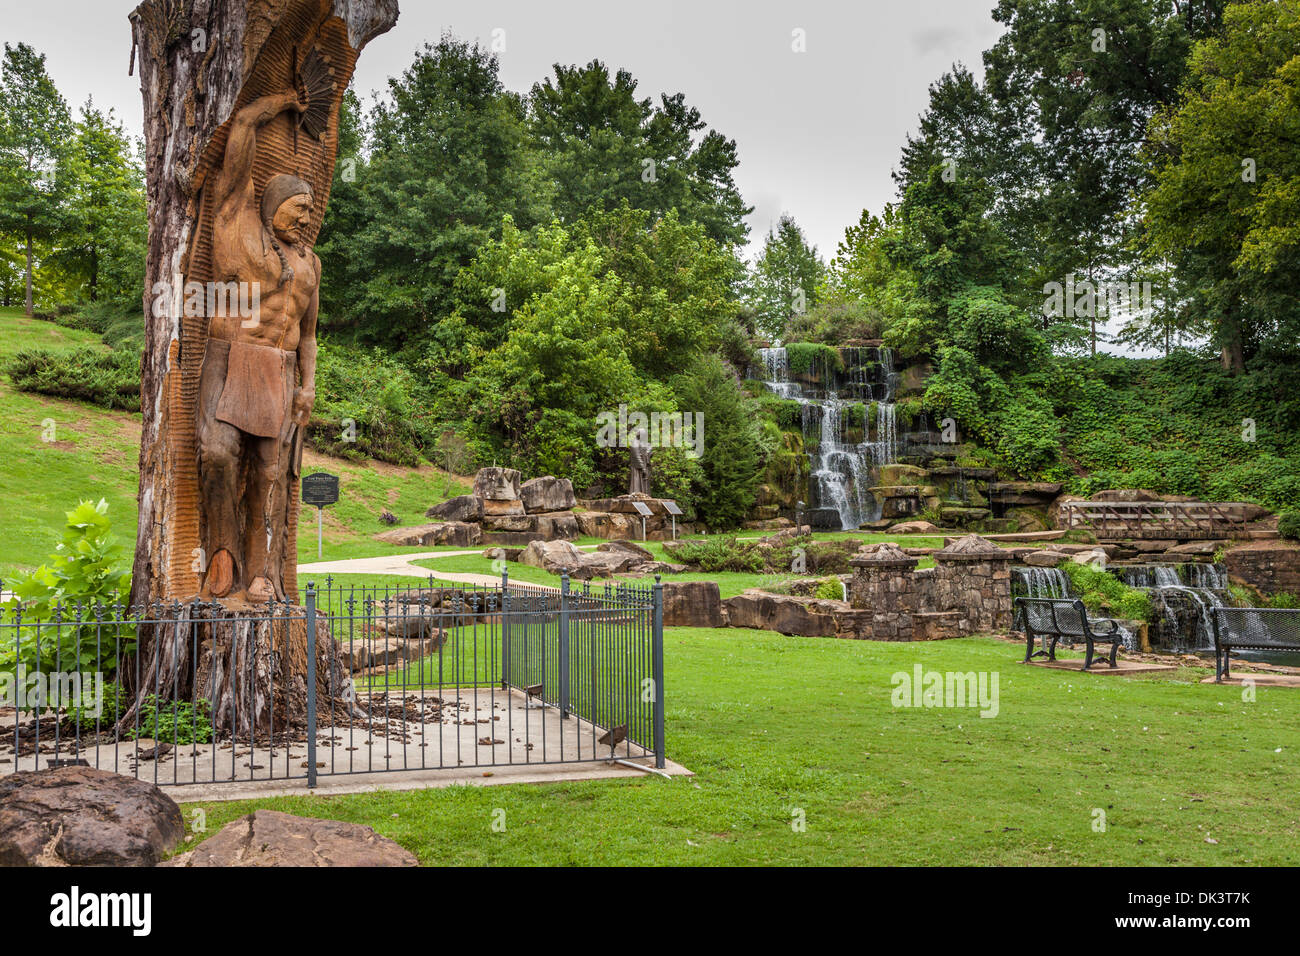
[1061,501,1256,541]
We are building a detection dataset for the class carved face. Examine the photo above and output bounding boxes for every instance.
[272,194,313,245]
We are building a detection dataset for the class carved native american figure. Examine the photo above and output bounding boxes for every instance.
[198,91,320,603]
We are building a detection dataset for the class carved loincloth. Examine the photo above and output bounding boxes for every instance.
[200,338,296,440]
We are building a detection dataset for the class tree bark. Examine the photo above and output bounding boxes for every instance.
[1219,308,1246,374]
[24,222,32,316]
[124,0,398,727]
[128,0,398,609]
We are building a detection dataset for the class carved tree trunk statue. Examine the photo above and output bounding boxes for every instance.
[125,0,398,735]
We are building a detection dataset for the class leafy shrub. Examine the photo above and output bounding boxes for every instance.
[1278,511,1300,541]
[1062,562,1152,622]
[668,537,762,573]
[311,343,440,465]
[1,499,135,682]
[129,695,214,745]
[6,346,140,410]
[814,577,845,600]
[785,342,842,379]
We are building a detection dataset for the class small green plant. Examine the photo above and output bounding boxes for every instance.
[1,500,135,679]
[814,577,845,600]
[66,681,128,733]
[670,536,763,573]
[5,346,141,410]
[1062,562,1152,622]
[1278,510,1300,541]
[129,694,214,745]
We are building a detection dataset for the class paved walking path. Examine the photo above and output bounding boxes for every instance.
[296,545,599,587]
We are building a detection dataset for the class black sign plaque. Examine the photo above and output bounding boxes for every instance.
[301,472,340,507]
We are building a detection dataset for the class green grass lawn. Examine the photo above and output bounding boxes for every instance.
[0,309,139,584]
[173,628,1300,865]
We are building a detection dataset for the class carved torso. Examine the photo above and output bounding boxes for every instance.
[211,201,319,350]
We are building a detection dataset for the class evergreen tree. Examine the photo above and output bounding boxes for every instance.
[0,42,73,315]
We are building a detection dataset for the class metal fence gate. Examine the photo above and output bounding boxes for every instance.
[0,572,666,788]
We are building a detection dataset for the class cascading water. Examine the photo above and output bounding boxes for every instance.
[754,345,900,530]
[1013,567,1071,599]
[1012,566,1138,650]
[1118,563,1229,652]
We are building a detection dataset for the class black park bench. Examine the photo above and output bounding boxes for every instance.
[1014,597,1124,670]
[1210,608,1300,681]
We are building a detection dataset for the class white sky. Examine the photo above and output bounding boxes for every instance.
[2,0,1005,259]
[2,0,1160,354]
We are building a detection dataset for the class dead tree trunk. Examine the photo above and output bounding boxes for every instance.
[125,0,398,727]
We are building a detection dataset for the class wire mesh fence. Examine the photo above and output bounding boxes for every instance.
[0,571,666,787]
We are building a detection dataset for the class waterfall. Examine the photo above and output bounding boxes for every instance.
[1013,567,1071,599]
[868,402,897,465]
[755,345,900,531]
[758,347,802,399]
[1118,563,1229,652]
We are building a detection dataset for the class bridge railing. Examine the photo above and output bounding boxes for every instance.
[1061,501,1254,540]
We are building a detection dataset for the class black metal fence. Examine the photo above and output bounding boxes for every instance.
[0,572,665,787]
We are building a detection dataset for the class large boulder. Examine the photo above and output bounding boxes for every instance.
[519,539,586,574]
[572,551,640,578]
[169,810,416,867]
[425,494,482,522]
[482,498,525,517]
[598,539,653,561]
[889,520,943,535]
[0,767,184,867]
[662,581,726,628]
[724,591,841,637]
[473,467,522,501]
[520,476,577,514]
[574,512,636,539]
[532,512,579,540]
[482,514,536,533]
[1022,549,1068,567]
[374,521,482,548]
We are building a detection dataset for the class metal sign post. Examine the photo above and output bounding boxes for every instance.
[301,472,340,559]
[632,500,654,541]
[663,500,683,540]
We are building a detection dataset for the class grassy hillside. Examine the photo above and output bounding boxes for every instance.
[0,307,470,583]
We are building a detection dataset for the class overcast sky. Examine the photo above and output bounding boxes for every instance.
[2,0,1006,260]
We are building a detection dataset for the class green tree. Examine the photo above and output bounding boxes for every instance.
[982,0,1228,353]
[317,36,551,349]
[529,60,751,248]
[670,354,762,529]
[744,214,825,340]
[1142,0,1300,372]
[0,43,73,315]
[52,101,146,306]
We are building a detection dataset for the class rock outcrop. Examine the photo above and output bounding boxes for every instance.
[0,767,184,867]
[169,810,416,867]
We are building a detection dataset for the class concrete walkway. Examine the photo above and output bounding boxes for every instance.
[296,544,599,588]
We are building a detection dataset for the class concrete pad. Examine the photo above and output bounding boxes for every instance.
[1200,672,1300,688]
[167,756,693,803]
[0,687,690,803]
[1026,658,1178,675]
